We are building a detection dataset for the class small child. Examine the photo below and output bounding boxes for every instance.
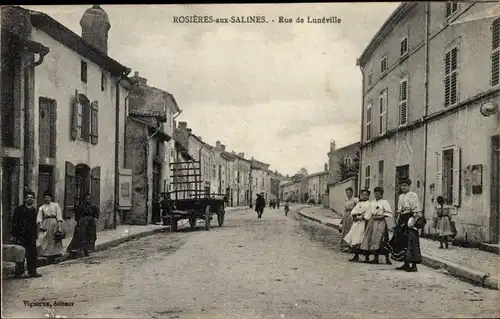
[433,196,453,249]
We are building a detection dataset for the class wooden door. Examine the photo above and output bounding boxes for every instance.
[38,165,54,205]
[39,98,56,158]
[395,165,410,209]
[490,135,500,243]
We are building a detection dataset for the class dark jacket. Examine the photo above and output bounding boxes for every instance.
[75,204,99,223]
[256,197,266,210]
[11,205,38,247]
[160,199,174,214]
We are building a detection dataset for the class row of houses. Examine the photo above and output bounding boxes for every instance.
[0,5,284,241]
[307,2,499,246]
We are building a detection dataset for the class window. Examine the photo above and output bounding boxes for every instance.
[381,55,388,73]
[81,61,87,83]
[400,37,408,56]
[90,101,99,145]
[156,140,161,156]
[445,2,459,18]
[378,160,384,187]
[170,148,174,158]
[72,92,92,142]
[213,165,216,179]
[367,72,373,87]
[364,165,371,189]
[444,47,459,107]
[366,101,373,141]
[344,157,352,166]
[491,18,500,86]
[436,147,461,206]
[101,71,107,91]
[379,89,387,134]
[399,79,408,126]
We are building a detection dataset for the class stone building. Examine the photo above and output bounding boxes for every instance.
[280,180,301,202]
[231,152,251,206]
[251,158,271,203]
[327,140,361,185]
[357,2,500,244]
[171,120,194,200]
[212,141,236,203]
[307,165,329,204]
[1,5,131,239]
[123,71,180,224]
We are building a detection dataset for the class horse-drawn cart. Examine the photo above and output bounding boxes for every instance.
[163,148,226,232]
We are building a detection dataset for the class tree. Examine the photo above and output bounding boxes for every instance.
[337,151,360,182]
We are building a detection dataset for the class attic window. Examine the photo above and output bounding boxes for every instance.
[81,61,87,83]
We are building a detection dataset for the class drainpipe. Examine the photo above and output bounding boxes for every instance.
[356,60,365,196]
[422,2,430,221]
[123,88,131,168]
[174,109,183,120]
[114,68,132,229]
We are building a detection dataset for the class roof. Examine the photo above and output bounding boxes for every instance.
[308,171,329,178]
[127,117,171,142]
[129,109,167,121]
[357,2,417,66]
[328,141,361,155]
[221,151,236,161]
[233,153,251,163]
[24,6,130,76]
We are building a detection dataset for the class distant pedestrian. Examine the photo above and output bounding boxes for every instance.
[37,190,64,263]
[340,187,359,252]
[387,179,425,272]
[160,193,174,225]
[277,199,280,209]
[11,191,42,278]
[433,196,453,249]
[67,193,99,257]
[255,193,266,218]
[360,187,392,264]
[344,189,371,262]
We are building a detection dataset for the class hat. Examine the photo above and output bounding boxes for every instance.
[399,179,412,186]
[43,190,52,198]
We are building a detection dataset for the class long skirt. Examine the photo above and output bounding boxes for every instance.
[67,217,97,253]
[405,228,422,264]
[343,220,365,248]
[385,214,411,262]
[38,217,63,257]
[340,211,354,250]
[360,218,389,253]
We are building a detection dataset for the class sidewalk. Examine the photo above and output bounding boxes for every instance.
[3,224,169,278]
[299,206,499,290]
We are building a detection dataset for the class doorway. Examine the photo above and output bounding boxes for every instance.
[75,164,91,204]
[2,158,20,241]
[490,135,500,243]
[395,165,410,208]
[38,165,54,207]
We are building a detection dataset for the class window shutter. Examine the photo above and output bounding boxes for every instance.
[452,146,461,207]
[436,151,442,197]
[90,101,99,145]
[91,166,101,209]
[82,101,91,142]
[64,161,76,219]
[71,91,79,140]
[50,100,57,157]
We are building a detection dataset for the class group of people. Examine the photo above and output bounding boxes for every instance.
[10,190,99,279]
[340,179,426,272]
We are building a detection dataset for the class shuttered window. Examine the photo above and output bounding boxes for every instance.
[63,161,76,219]
[381,55,388,73]
[400,37,408,56]
[444,47,459,107]
[90,101,99,145]
[367,72,373,87]
[491,18,500,86]
[379,89,387,134]
[364,165,371,189]
[436,147,461,207]
[91,166,101,211]
[399,79,408,126]
[71,91,96,144]
[445,2,458,18]
[366,101,373,141]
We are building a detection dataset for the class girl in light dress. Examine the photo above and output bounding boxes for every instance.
[340,187,359,252]
[433,196,453,249]
[343,188,371,263]
[37,191,64,263]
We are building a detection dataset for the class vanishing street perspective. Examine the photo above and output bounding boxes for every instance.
[1,2,500,319]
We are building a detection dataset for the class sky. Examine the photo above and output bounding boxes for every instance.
[24,3,400,176]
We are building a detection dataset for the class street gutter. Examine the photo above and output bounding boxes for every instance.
[298,208,499,291]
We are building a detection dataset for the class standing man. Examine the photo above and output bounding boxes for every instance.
[255,193,266,219]
[11,191,42,278]
[160,192,175,226]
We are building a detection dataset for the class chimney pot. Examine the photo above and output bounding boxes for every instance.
[186,128,192,134]
[178,121,187,129]
[216,141,221,148]
[221,145,226,151]
[134,71,139,77]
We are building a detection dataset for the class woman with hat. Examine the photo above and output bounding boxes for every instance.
[37,190,64,263]
[386,179,425,272]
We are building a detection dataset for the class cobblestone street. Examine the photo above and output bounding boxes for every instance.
[3,206,499,319]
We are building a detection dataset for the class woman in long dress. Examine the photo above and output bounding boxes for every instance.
[433,196,453,249]
[67,193,99,257]
[37,190,64,263]
[360,187,392,264]
[343,188,371,262]
[340,187,359,252]
[386,179,424,272]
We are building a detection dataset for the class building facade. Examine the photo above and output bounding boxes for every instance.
[1,5,132,239]
[327,140,361,185]
[308,169,329,204]
[171,121,193,200]
[280,180,301,202]
[251,158,271,203]
[184,126,214,196]
[357,2,500,244]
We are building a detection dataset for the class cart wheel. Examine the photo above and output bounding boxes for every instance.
[204,205,211,231]
[189,217,196,229]
[170,218,178,232]
[217,210,225,227]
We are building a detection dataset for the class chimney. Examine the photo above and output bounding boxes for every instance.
[131,71,147,86]
[216,141,221,149]
[324,163,328,172]
[80,5,111,55]
[330,140,336,152]
[186,128,192,134]
[238,152,244,158]
[221,145,226,151]
[178,121,187,130]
